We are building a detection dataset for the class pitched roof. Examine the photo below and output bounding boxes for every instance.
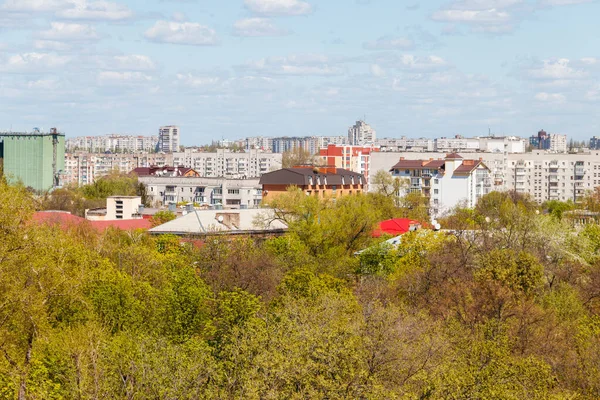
[372,218,421,238]
[390,159,445,171]
[453,160,489,175]
[132,166,198,177]
[445,153,463,159]
[259,167,364,186]
[149,208,287,236]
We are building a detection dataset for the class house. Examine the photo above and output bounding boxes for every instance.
[259,166,366,202]
[34,211,152,232]
[148,208,287,239]
[390,153,492,216]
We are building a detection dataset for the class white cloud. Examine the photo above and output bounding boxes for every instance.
[233,18,288,37]
[244,0,312,16]
[538,0,592,5]
[431,0,523,32]
[97,71,154,85]
[528,58,587,80]
[38,22,99,42]
[534,92,566,102]
[0,52,71,73]
[432,8,511,24]
[363,36,413,50]
[1,0,70,12]
[176,73,221,87]
[144,21,219,46]
[244,54,344,76]
[370,64,386,77]
[2,0,133,20]
[112,55,155,71]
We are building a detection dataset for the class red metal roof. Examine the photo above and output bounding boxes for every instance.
[372,218,421,237]
[34,211,152,232]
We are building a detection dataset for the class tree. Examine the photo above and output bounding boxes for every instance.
[370,169,407,206]
[150,210,176,227]
[281,148,317,168]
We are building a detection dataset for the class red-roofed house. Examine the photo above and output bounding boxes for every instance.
[390,153,491,216]
[372,218,421,237]
[34,211,152,232]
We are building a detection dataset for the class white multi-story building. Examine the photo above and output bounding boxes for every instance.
[348,120,376,145]
[371,150,600,206]
[66,135,159,153]
[549,134,568,153]
[172,149,282,178]
[390,153,492,216]
[138,176,263,208]
[158,126,180,153]
[63,152,173,186]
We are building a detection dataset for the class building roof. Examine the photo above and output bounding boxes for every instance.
[445,153,463,159]
[390,159,445,171]
[132,166,198,177]
[34,211,152,232]
[149,208,287,236]
[372,218,421,237]
[453,160,487,175]
[259,167,364,186]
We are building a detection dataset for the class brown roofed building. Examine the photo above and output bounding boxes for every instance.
[132,166,200,177]
[259,166,366,202]
[389,153,492,216]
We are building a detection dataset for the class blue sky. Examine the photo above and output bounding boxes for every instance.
[0,0,599,144]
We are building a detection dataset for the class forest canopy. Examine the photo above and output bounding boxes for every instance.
[2,179,600,399]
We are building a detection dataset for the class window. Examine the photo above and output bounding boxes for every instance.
[434,179,439,184]
[434,189,438,194]
[228,189,240,195]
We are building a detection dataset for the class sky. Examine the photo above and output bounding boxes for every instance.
[0,0,599,145]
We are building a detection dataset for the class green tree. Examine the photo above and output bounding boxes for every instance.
[150,210,177,227]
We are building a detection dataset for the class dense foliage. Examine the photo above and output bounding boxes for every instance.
[3,180,600,399]
[38,171,149,216]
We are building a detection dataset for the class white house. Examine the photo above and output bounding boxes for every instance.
[389,153,492,216]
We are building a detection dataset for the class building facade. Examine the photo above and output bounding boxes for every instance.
[260,166,366,202]
[64,152,173,186]
[0,129,65,191]
[348,120,376,145]
[66,135,158,153]
[318,144,379,183]
[138,176,263,208]
[158,126,180,153]
[371,150,600,206]
[390,153,492,216]
[172,149,282,178]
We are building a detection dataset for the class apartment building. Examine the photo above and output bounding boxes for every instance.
[348,120,376,145]
[271,136,321,154]
[66,135,158,153]
[318,144,379,183]
[158,126,180,153]
[138,176,263,208]
[390,153,492,216]
[172,148,282,178]
[63,152,173,185]
[259,166,366,202]
[371,150,600,206]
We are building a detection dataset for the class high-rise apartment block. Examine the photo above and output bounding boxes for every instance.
[348,120,376,145]
[172,149,282,178]
[529,130,567,153]
[319,145,379,183]
[371,149,600,206]
[0,128,65,191]
[590,136,600,150]
[158,126,180,153]
[66,135,158,153]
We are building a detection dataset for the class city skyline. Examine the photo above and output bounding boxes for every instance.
[1,0,600,143]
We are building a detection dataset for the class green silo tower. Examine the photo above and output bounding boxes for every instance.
[0,128,65,192]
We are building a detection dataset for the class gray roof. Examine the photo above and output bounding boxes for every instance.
[149,208,288,235]
[259,167,364,186]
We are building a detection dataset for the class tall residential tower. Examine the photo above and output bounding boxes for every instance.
[158,126,180,153]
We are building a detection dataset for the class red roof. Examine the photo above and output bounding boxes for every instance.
[34,211,152,232]
[372,218,421,237]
